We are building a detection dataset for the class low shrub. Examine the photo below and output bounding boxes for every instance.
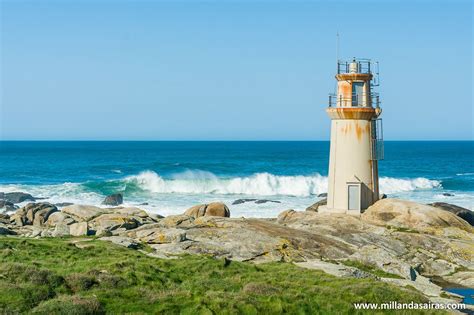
[65,273,97,292]
[242,282,280,295]
[31,295,105,315]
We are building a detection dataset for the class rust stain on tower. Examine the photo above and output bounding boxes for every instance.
[355,122,363,142]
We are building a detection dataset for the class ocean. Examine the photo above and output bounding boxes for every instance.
[0,141,472,217]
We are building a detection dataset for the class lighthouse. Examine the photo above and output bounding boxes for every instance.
[325,58,383,214]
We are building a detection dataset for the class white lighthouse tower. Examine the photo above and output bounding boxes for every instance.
[325,58,383,214]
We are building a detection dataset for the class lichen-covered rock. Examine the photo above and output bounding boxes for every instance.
[362,199,473,233]
[184,202,230,218]
[206,202,230,217]
[32,204,59,226]
[112,207,149,218]
[99,236,140,249]
[277,209,296,223]
[149,213,165,221]
[61,205,155,225]
[418,258,457,277]
[160,214,195,228]
[46,212,76,226]
[62,205,108,221]
[122,222,160,236]
[110,207,156,225]
[273,207,474,287]
[89,213,140,234]
[148,242,192,258]
[40,229,52,237]
[306,198,327,212]
[69,222,89,236]
[184,204,206,217]
[10,203,58,227]
[29,227,43,238]
[183,218,309,262]
[444,271,474,288]
[277,209,318,223]
[349,245,414,280]
[52,223,70,237]
[132,227,187,244]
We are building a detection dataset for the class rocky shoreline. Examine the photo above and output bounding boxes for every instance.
[1,193,473,310]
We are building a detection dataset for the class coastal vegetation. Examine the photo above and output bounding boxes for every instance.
[0,197,472,313]
[0,237,436,314]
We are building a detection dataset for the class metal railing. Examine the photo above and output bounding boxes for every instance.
[328,93,380,108]
[337,58,373,74]
[371,119,384,160]
[336,58,380,86]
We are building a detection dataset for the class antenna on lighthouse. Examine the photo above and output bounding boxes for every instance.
[336,32,340,62]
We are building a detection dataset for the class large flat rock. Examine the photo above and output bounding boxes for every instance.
[362,198,473,233]
[62,205,108,221]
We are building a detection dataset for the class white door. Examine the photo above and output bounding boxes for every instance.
[348,185,360,211]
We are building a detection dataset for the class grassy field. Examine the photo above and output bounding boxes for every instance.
[0,237,438,314]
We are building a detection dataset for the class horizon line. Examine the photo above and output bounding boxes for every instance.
[1,139,472,142]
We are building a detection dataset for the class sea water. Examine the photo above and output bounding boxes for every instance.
[0,141,472,217]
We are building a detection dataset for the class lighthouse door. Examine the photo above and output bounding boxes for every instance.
[347,184,361,211]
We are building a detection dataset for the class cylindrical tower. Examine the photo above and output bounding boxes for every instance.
[326,58,383,214]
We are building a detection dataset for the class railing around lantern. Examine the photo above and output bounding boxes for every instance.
[337,59,373,75]
[328,93,380,108]
[371,118,384,161]
[336,59,380,86]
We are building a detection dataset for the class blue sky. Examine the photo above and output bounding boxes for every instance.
[1,0,472,140]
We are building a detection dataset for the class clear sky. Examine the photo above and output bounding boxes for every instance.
[0,0,472,140]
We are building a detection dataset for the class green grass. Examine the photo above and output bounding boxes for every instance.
[0,237,439,314]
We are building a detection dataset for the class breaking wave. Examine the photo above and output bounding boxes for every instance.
[0,171,442,204]
[379,177,441,194]
[124,171,327,197]
[122,170,441,197]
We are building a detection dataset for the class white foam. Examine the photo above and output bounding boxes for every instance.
[379,177,441,194]
[125,170,326,196]
[124,170,441,197]
[0,182,104,207]
[0,171,451,217]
